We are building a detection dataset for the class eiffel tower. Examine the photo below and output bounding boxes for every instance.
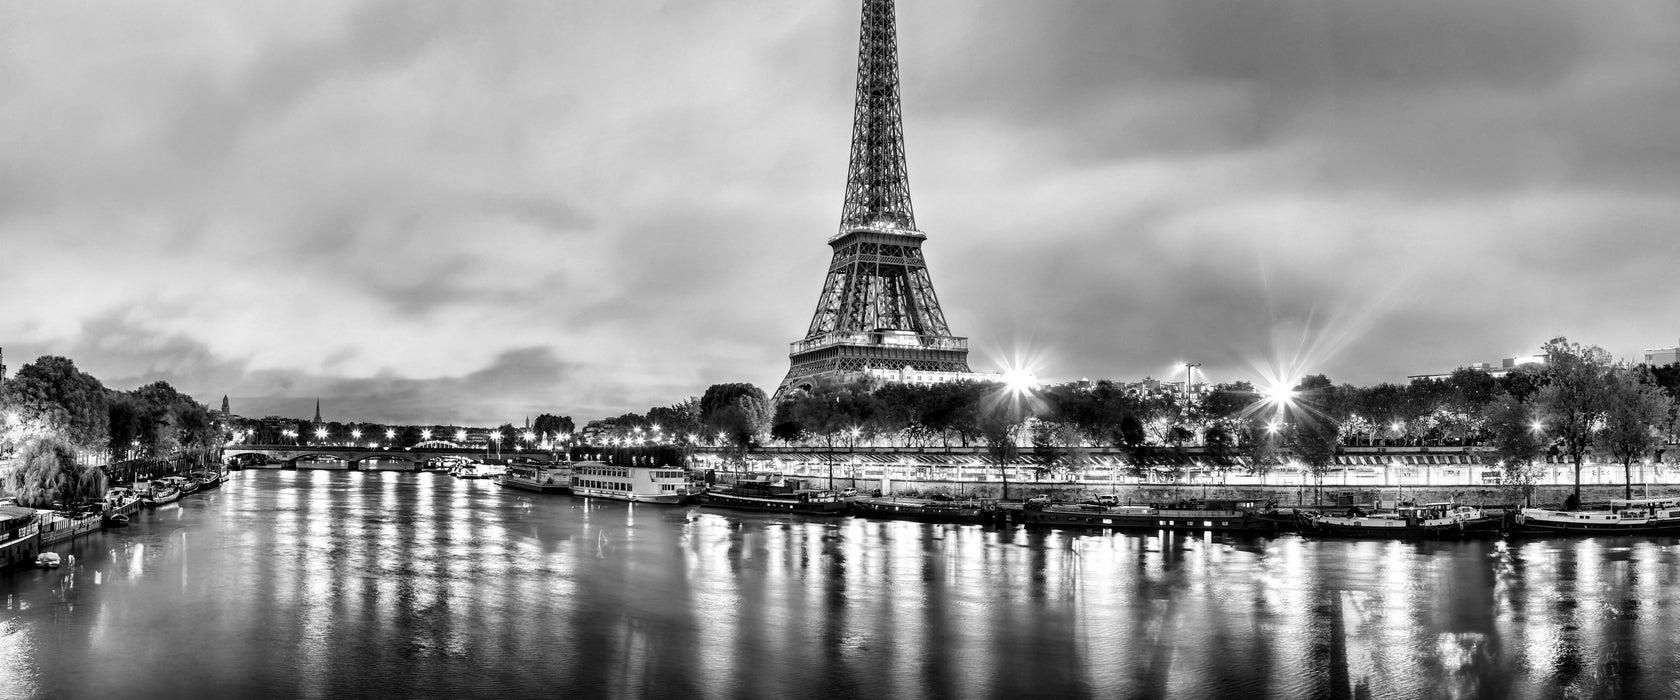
[777,0,971,399]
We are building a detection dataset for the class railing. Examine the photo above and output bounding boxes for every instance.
[827,222,927,244]
[790,331,969,355]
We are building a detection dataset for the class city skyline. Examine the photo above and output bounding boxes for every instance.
[3,1,1678,424]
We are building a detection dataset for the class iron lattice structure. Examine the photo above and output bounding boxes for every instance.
[777,0,971,399]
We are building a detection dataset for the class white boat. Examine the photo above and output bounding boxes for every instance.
[36,551,61,568]
[1513,497,1680,535]
[452,464,491,479]
[499,463,573,494]
[569,462,693,504]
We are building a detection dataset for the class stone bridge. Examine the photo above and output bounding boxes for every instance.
[224,445,560,470]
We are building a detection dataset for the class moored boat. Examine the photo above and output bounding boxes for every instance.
[569,462,693,504]
[698,476,849,515]
[499,463,574,494]
[39,509,102,545]
[452,464,492,479]
[851,496,994,524]
[190,470,225,490]
[165,475,200,495]
[1020,498,1287,533]
[105,487,144,518]
[0,505,41,569]
[1511,497,1680,535]
[1304,503,1502,539]
[143,480,181,507]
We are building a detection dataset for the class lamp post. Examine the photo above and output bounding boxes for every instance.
[849,427,861,489]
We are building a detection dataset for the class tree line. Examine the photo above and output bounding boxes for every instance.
[0,355,222,508]
[604,337,1678,505]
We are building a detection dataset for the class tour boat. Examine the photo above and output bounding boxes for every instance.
[850,496,995,524]
[35,551,61,568]
[1303,503,1502,539]
[499,463,574,494]
[697,476,849,515]
[1018,498,1287,533]
[569,462,693,504]
[1511,497,1680,535]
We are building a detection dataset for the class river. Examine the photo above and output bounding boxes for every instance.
[2,470,1677,699]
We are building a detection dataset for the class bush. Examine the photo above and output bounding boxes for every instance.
[1,435,107,509]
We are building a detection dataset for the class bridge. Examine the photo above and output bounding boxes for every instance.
[225,444,562,470]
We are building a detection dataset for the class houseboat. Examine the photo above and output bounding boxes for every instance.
[499,463,574,494]
[39,508,101,545]
[143,480,181,507]
[105,487,144,525]
[0,505,41,570]
[1511,497,1680,535]
[1019,498,1287,533]
[851,496,994,524]
[164,475,199,496]
[1303,503,1502,539]
[190,469,225,490]
[698,476,849,515]
[570,462,692,504]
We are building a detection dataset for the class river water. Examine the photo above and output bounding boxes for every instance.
[2,470,1677,699]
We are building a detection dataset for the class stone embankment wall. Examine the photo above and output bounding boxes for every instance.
[854,479,1676,509]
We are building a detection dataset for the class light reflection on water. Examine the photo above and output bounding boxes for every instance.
[3,471,1680,698]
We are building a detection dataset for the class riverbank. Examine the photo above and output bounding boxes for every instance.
[845,479,1674,510]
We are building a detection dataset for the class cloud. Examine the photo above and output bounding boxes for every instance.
[2,0,1679,423]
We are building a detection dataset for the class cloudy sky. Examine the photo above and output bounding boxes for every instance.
[3,0,1678,425]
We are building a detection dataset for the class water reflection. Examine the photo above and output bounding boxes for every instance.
[4,471,1680,698]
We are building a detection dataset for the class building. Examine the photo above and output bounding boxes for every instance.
[1646,340,1680,367]
[1410,355,1548,382]
[859,365,1022,388]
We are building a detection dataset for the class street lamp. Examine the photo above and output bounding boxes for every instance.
[849,427,861,488]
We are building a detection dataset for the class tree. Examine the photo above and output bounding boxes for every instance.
[1288,375,1341,505]
[700,383,771,467]
[1595,366,1675,500]
[1532,337,1613,506]
[1482,391,1545,507]
[532,413,576,439]
[1202,423,1238,489]
[646,399,701,442]
[779,380,876,488]
[2,435,107,508]
[978,409,1020,500]
[0,355,110,450]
